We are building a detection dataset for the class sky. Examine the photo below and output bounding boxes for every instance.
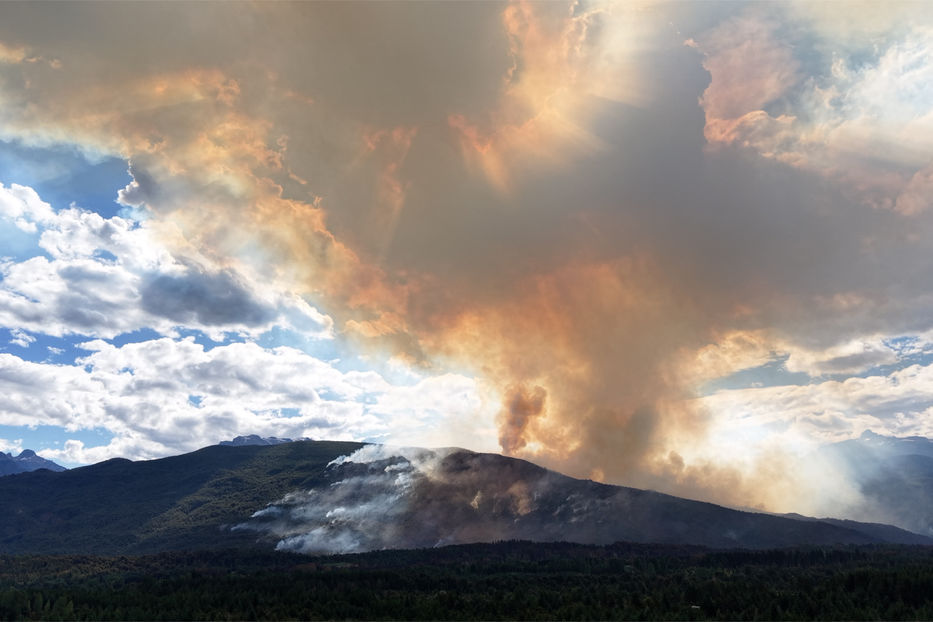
[1,0,933,518]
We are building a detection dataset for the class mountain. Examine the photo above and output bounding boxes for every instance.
[0,449,66,476]
[0,440,928,555]
[218,434,304,447]
[0,440,363,554]
[819,430,933,536]
[235,445,932,554]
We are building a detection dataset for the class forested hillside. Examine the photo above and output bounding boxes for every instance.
[3,542,933,620]
[1,440,929,555]
[0,440,363,553]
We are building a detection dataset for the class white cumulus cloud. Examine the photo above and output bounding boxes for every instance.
[0,181,332,340]
[0,337,496,464]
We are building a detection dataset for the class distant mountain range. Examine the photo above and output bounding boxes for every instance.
[218,434,306,447]
[819,430,933,537]
[0,440,929,556]
[0,449,65,476]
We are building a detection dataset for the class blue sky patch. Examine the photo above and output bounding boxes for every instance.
[257,325,340,360]
[698,355,811,395]
[0,218,43,262]
[175,327,247,351]
[0,139,130,218]
[108,328,164,348]
[1,329,93,365]
[0,423,114,463]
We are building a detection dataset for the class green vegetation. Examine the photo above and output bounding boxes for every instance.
[2,541,933,620]
[0,441,363,554]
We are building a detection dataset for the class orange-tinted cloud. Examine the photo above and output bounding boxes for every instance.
[448,1,610,192]
[4,1,933,517]
[694,9,933,216]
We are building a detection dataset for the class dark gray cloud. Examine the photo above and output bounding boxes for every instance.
[140,266,275,327]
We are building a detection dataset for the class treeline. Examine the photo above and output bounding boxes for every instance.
[3,541,933,620]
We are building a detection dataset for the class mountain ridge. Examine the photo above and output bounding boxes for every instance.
[0,440,929,555]
[818,430,933,536]
[218,434,307,447]
[0,449,66,476]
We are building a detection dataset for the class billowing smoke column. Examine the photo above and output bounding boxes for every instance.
[2,1,933,519]
[498,384,547,454]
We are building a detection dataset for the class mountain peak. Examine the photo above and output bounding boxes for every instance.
[0,448,66,476]
[219,435,306,447]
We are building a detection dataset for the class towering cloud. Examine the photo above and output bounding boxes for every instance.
[1,1,933,516]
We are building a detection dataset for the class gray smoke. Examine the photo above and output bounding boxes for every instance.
[816,431,933,536]
[233,444,632,554]
[232,443,930,554]
[235,446,446,554]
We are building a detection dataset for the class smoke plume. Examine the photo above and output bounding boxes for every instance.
[2,1,933,516]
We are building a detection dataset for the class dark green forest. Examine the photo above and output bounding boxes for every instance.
[3,541,933,620]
